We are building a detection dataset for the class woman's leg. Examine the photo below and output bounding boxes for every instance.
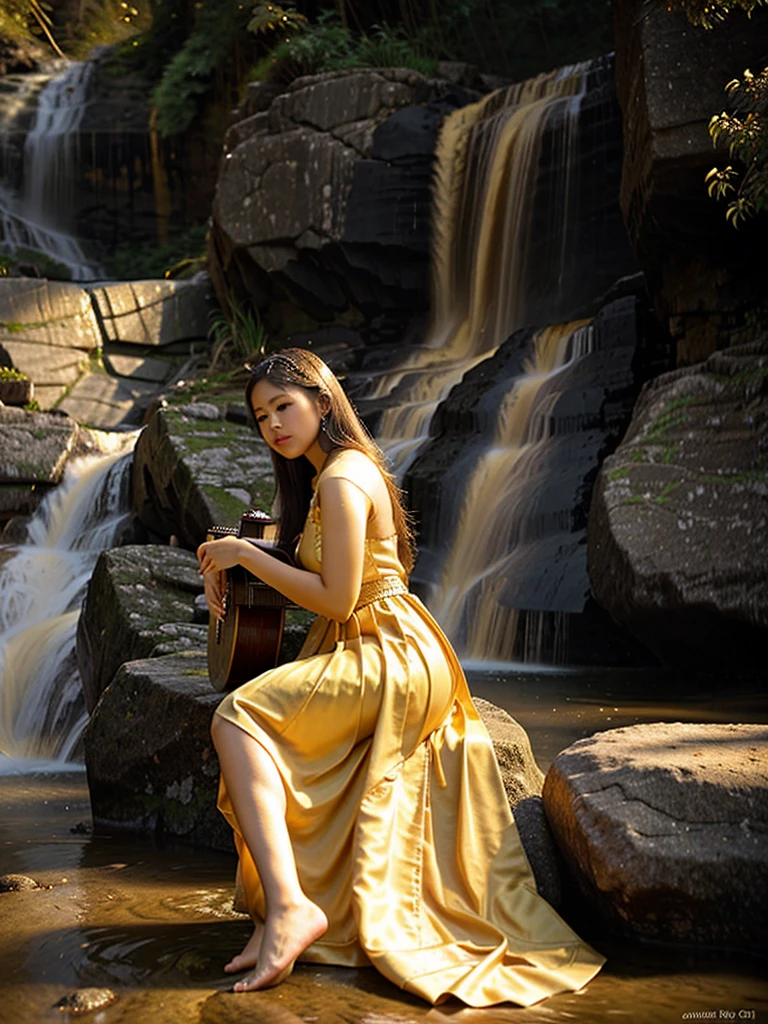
[211,715,328,991]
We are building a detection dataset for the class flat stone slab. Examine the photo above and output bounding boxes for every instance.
[542,721,768,952]
[0,278,101,351]
[90,278,213,347]
[58,370,161,429]
[103,352,175,383]
[0,406,80,484]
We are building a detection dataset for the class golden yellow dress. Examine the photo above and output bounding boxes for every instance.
[215,458,605,1007]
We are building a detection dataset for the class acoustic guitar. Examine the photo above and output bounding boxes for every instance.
[206,509,295,692]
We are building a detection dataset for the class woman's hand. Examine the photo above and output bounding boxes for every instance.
[197,537,247,575]
[202,569,226,619]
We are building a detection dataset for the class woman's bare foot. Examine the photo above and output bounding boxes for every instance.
[232,898,328,992]
[224,921,264,974]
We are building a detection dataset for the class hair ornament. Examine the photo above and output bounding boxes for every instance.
[247,352,304,377]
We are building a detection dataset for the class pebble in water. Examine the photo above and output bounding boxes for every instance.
[52,989,117,1015]
[0,874,40,892]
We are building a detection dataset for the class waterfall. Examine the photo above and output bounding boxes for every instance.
[367,55,637,665]
[0,439,136,770]
[429,322,594,663]
[0,59,102,280]
[374,61,593,476]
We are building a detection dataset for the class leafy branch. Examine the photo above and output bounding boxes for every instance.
[653,0,768,226]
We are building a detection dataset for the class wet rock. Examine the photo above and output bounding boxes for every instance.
[84,651,231,851]
[52,988,117,1014]
[542,722,768,952]
[132,404,275,548]
[0,874,40,892]
[0,407,82,525]
[76,544,205,711]
[209,68,476,340]
[405,294,659,665]
[472,697,563,910]
[0,279,101,408]
[472,697,544,802]
[0,406,80,484]
[613,0,767,363]
[588,339,768,671]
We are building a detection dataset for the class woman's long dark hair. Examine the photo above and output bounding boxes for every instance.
[245,348,415,574]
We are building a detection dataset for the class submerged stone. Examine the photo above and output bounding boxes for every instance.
[52,988,117,1014]
[0,874,40,892]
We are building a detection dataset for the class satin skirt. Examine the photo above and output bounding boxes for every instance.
[215,593,605,1007]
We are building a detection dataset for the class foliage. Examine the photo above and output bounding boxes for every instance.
[0,0,144,57]
[311,0,614,81]
[0,366,29,381]
[248,2,307,37]
[256,11,437,83]
[649,0,766,27]
[656,0,767,226]
[207,299,268,369]
[0,247,72,280]
[151,0,254,136]
[101,224,208,280]
[706,66,768,225]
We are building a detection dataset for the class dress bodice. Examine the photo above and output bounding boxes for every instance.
[295,459,406,585]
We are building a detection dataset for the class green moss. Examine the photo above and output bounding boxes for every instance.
[608,467,630,481]
[654,481,679,505]
[644,395,696,444]
[201,484,250,523]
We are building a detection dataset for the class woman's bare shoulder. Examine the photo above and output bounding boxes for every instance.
[320,448,382,488]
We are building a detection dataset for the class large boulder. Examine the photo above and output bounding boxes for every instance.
[588,338,768,671]
[209,68,476,342]
[612,0,768,363]
[76,544,206,712]
[132,403,275,548]
[84,651,231,851]
[84,664,557,888]
[542,722,768,952]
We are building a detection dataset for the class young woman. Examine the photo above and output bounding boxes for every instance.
[197,348,605,1006]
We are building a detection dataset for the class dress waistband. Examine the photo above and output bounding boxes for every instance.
[355,575,409,610]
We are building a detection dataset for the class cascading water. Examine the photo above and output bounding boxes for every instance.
[373,62,593,475]
[366,55,638,664]
[429,321,594,663]
[0,440,135,769]
[0,59,102,279]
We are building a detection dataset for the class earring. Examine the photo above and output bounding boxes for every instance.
[320,414,328,433]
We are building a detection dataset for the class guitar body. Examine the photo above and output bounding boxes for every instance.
[206,511,294,693]
[207,600,286,692]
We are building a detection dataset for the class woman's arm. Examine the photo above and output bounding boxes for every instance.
[197,475,370,622]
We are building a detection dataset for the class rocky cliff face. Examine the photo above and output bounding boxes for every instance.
[588,338,768,670]
[208,69,477,347]
[612,0,768,365]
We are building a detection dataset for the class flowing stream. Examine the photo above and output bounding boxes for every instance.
[0,439,136,770]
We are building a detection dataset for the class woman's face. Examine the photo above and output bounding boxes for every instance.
[249,378,324,460]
